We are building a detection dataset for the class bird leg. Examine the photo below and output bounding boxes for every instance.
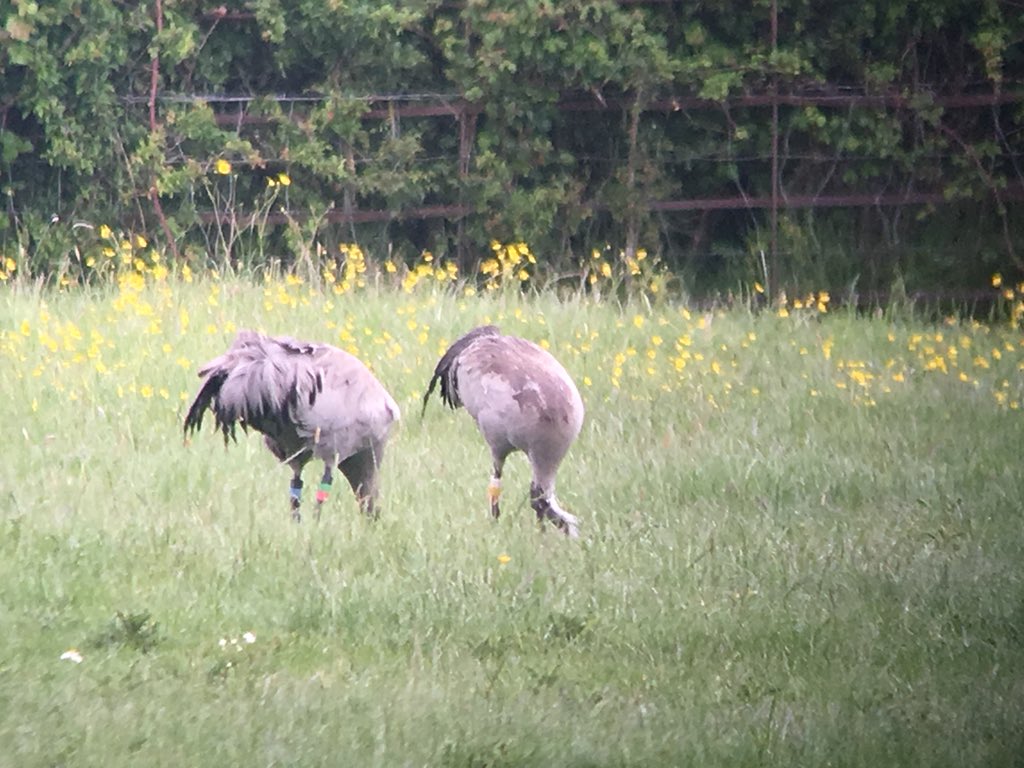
[289,475,304,522]
[487,477,502,519]
[339,446,381,520]
[530,483,579,538]
[488,458,505,519]
[314,463,333,522]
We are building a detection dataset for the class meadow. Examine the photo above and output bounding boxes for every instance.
[1,244,1023,766]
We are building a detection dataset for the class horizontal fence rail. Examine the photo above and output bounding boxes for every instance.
[147,87,1023,223]
[192,187,1024,226]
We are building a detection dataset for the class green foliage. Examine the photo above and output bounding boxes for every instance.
[0,0,1021,293]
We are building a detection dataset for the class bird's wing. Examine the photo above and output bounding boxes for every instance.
[185,331,309,441]
[422,325,502,415]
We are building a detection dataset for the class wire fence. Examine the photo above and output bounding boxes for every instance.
[126,86,1024,213]
[125,0,1024,287]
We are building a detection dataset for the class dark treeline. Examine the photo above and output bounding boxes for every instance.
[2,0,1022,294]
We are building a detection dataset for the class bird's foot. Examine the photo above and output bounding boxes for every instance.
[532,495,579,539]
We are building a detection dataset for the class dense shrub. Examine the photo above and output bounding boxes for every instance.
[1,0,1021,293]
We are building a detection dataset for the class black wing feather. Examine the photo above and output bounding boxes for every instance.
[183,371,229,442]
[421,325,501,417]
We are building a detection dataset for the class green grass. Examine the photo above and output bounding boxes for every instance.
[1,275,1023,766]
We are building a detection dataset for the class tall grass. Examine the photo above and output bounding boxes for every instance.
[1,272,1022,766]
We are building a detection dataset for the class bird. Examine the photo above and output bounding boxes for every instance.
[184,330,400,521]
[422,325,584,537]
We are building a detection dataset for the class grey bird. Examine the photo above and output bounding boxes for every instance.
[184,330,400,521]
[422,325,584,537]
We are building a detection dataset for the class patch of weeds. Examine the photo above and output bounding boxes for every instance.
[471,633,526,697]
[0,514,22,554]
[89,610,161,653]
[207,630,259,684]
[471,632,525,664]
[207,657,235,684]
[525,658,563,693]
[544,611,589,643]
[439,737,518,768]
[287,592,333,635]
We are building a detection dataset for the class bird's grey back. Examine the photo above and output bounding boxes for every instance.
[185,330,399,453]
[455,334,585,432]
[422,327,584,460]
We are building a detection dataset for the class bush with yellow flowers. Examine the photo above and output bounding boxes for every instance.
[991,273,1024,329]
[480,241,536,291]
[774,290,831,318]
[399,250,460,294]
[582,246,669,300]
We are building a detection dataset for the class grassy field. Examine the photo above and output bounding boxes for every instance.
[1,266,1023,766]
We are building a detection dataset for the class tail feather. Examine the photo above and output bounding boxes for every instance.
[421,325,501,417]
[184,371,233,443]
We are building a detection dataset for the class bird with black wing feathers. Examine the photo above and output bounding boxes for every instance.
[423,325,584,537]
[185,330,400,521]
